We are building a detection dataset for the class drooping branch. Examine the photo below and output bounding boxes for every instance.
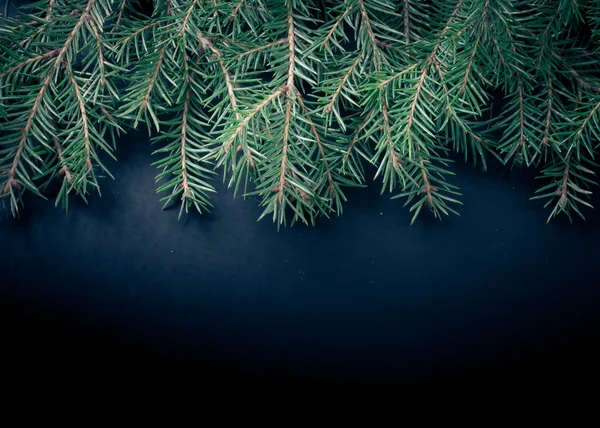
[140,42,168,112]
[222,86,286,154]
[460,33,480,95]
[276,3,297,204]
[121,21,161,45]
[197,30,252,166]
[574,100,600,145]
[321,0,356,47]
[180,77,192,199]
[325,54,361,114]
[294,87,337,198]
[0,48,59,80]
[434,61,490,151]
[86,14,106,86]
[3,0,98,194]
[278,90,292,203]
[357,0,383,69]
[63,59,92,172]
[180,0,199,37]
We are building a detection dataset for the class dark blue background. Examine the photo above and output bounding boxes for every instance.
[1,0,599,387]
[2,126,599,386]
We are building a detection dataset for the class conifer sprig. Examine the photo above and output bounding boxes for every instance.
[0,0,121,215]
[1,0,600,226]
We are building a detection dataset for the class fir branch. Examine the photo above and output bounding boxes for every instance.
[86,14,106,86]
[274,1,297,207]
[294,87,337,201]
[324,53,361,114]
[18,0,58,47]
[221,87,286,154]
[196,30,247,163]
[434,60,491,167]
[198,31,243,133]
[572,99,600,157]
[377,63,419,89]
[3,0,600,226]
[382,99,402,176]
[151,52,216,217]
[140,43,167,118]
[120,20,161,45]
[1,67,55,197]
[532,150,597,223]
[537,15,556,69]
[63,59,93,174]
[357,0,383,69]
[278,89,293,204]
[0,48,59,80]
[321,0,356,48]
[2,50,57,198]
[459,32,480,96]
[179,79,192,202]
[1,0,118,215]
[180,0,199,37]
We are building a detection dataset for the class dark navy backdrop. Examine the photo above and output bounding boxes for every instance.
[2,125,599,385]
[1,0,599,387]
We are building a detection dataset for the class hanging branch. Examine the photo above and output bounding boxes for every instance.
[2,0,600,225]
[1,0,119,215]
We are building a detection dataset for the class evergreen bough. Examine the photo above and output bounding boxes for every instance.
[1,0,600,228]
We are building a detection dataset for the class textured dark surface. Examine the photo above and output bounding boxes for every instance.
[1,0,599,388]
[1,125,599,387]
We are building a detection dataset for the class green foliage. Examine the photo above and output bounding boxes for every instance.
[1,0,600,227]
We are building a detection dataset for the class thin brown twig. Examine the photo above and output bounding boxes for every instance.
[357,0,382,69]
[85,14,106,86]
[180,0,199,37]
[403,0,410,43]
[277,5,297,204]
[180,66,192,198]
[53,136,72,183]
[114,0,128,32]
